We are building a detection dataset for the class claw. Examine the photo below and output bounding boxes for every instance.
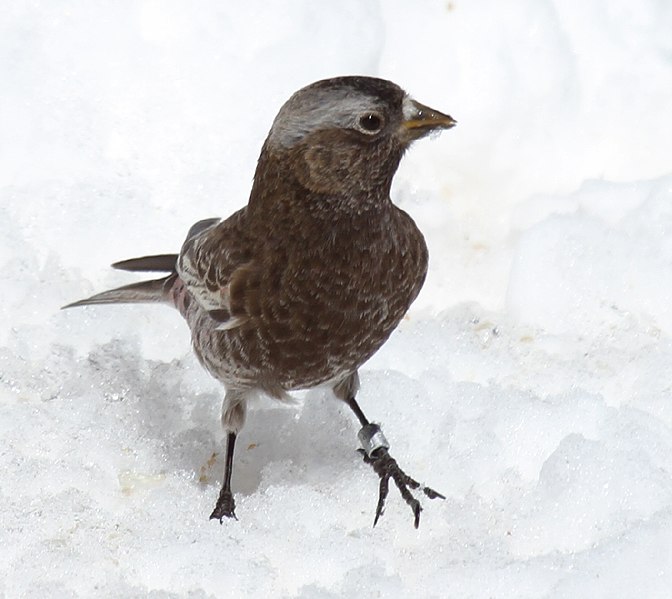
[423,486,446,500]
[373,469,390,527]
[210,488,238,523]
[359,446,443,529]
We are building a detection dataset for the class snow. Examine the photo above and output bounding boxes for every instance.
[2,0,672,597]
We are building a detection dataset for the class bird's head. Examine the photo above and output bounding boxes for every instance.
[260,76,456,201]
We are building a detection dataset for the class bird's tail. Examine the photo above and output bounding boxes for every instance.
[62,253,179,309]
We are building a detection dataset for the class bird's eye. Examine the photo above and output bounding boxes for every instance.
[357,113,383,134]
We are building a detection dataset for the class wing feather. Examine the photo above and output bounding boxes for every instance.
[177,209,254,329]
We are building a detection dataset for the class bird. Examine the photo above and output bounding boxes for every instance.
[64,76,456,528]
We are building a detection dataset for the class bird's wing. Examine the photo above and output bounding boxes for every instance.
[177,210,255,329]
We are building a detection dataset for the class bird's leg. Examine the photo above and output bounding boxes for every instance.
[345,396,445,529]
[210,389,248,522]
[210,431,238,522]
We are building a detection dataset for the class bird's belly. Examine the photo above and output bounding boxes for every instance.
[185,280,409,393]
[183,229,426,393]
[258,275,414,390]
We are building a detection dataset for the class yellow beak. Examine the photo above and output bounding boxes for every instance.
[400,98,456,140]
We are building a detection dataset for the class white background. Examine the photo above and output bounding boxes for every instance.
[2,1,672,597]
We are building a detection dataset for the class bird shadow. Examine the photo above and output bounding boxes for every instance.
[75,340,360,499]
[229,391,360,496]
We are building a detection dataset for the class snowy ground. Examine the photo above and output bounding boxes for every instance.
[2,0,672,597]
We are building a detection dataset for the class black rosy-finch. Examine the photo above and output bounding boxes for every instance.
[65,76,456,528]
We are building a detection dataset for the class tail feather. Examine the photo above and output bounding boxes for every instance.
[112,254,178,273]
[62,274,176,309]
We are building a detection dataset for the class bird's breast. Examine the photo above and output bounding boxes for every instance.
[182,205,428,392]
[253,208,428,388]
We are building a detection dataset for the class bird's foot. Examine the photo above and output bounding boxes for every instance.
[358,424,444,529]
[209,488,238,523]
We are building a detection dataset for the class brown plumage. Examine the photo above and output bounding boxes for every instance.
[64,76,456,527]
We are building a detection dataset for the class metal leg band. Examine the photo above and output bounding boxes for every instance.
[358,423,390,458]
